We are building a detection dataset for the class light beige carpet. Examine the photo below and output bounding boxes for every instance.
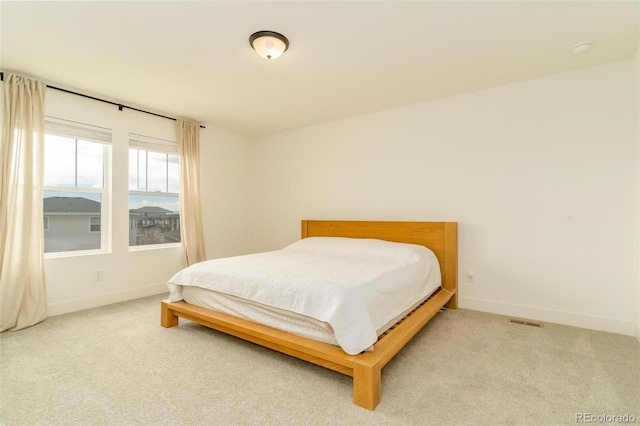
[1,294,638,425]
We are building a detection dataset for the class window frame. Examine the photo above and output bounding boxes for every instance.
[128,134,181,250]
[43,117,111,257]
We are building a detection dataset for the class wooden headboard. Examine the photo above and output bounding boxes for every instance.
[301,220,458,307]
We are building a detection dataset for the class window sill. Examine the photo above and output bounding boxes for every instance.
[44,249,108,259]
[128,243,182,252]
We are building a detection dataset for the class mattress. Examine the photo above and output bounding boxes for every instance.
[168,237,442,354]
[182,284,440,350]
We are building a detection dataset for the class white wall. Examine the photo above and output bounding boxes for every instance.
[199,126,253,259]
[250,59,639,336]
[39,88,251,315]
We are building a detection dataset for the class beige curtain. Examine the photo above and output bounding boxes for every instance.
[0,73,47,332]
[177,119,206,265]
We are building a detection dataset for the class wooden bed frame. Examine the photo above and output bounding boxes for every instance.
[161,220,457,410]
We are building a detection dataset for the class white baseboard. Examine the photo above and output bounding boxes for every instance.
[459,296,636,336]
[635,323,640,345]
[47,284,168,317]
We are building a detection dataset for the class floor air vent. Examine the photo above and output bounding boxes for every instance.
[508,318,543,328]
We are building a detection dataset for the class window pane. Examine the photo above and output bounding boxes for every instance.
[44,134,75,187]
[44,190,101,253]
[168,155,179,193]
[129,148,140,191]
[77,140,103,189]
[147,151,167,192]
[138,150,147,191]
[129,194,180,246]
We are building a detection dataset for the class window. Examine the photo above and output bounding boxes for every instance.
[129,134,180,247]
[90,217,101,232]
[43,118,111,254]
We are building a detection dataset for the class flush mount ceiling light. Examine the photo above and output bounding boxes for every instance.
[249,31,289,60]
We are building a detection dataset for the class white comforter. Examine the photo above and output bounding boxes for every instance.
[167,237,441,355]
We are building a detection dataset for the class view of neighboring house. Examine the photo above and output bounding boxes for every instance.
[44,197,101,253]
[129,206,180,246]
[44,197,180,252]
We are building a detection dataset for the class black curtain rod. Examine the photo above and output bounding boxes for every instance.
[0,71,205,129]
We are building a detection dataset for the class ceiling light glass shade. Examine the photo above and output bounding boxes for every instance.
[249,31,289,60]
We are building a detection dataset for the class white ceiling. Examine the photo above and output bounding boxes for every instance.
[1,1,638,137]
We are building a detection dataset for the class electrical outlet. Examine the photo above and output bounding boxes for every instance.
[94,270,103,281]
[466,271,475,283]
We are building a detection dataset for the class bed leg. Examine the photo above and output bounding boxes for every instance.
[353,361,381,410]
[445,293,458,309]
[161,301,179,328]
